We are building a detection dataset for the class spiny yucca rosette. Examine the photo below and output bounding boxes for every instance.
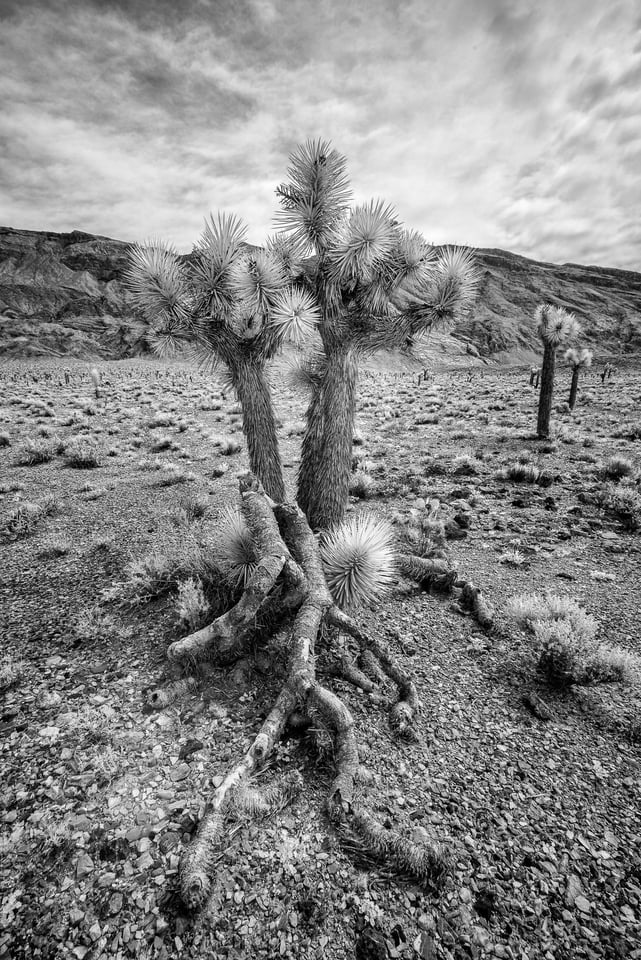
[214,506,258,587]
[320,514,397,610]
[274,138,352,253]
[536,303,580,346]
[190,213,249,317]
[401,245,480,327]
[124,240,193,355]
[326,199,399,287]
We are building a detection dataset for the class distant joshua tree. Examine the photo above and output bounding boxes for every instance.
[564,347,593,411]
[535,303,580,438]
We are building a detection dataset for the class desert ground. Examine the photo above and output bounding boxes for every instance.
[1,356,640,960]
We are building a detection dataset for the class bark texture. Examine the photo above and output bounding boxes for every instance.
[297,348,358,530]
[537,341,556,438]
[568,365,580,411]
[232,359,286,502]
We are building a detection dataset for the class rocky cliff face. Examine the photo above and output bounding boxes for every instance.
[1,226,640,361]
[0,227,146,359]
[456,248,641,360]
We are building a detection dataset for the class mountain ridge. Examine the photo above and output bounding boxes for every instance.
[1,225,640,362]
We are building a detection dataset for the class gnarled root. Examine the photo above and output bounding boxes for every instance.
[398,554,458,592]
[145,677,198,709]
[168,476,447,910]
[459,580,495,630]
[327,606,420,739]
[340,808,450,889]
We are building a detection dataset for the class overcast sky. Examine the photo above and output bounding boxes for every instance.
[1,0,640,269]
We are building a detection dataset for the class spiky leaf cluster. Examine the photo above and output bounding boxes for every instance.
[536,303,580,347]
[320,515,397,610]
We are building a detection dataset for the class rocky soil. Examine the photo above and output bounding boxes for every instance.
[1,356,641,960]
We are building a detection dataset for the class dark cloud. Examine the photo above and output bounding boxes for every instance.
[0,0,639,268]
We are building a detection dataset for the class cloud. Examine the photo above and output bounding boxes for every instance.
[0,0,639,269]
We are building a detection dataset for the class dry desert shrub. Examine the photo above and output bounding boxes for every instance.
[508,592,640,687]
[0,495,59,542]
[63,435,102,468]
[598,456,635,481]
[14,436,60,465]
[175,577,211,630]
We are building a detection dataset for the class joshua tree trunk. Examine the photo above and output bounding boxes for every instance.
[232,359,286,502]
[537,342,556,438]
[297,348,357,530]
[296,380,325,521]
[568,365,580,411]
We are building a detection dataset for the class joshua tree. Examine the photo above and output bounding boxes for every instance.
[126,140,478,527]
[564,347,593,411]
[123,139,487,911]
[535,303,580,438]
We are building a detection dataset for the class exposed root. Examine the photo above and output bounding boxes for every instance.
[232,768,304,818]
[146,677,198,709]
[168,487,297,663]
[327,606,421,739]
[165,477,451,911]
[398,554,458,592]
[341,807,450,889]
[322,647,378,693]
[358,649,387,684]
[460,580,495,630]
[306,683,359,812]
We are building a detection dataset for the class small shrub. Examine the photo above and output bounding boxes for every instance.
[174,491,209,523]
[148,412,176,428]
[498,549,527,566]
[175,577,211,629]
[602,484,641,531]
[64,436,102,468]
[599,456,635,481]
[0,655,23,692]
[349,470,377,499]
[507,591,636,686]
[14,436,58,465]
[217,437,242,456]
[39,536,72,559]
[0,496,58,541]
[451,453,478,476]
[0,432,11,447]
[501,462,541,483]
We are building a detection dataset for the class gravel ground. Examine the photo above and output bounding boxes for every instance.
[1,358,640,960]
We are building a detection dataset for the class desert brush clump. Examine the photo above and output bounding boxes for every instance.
[14,435,60,465]
[63,435,102,468]
[175,577,211,630]
[0,495,59,542]
[597,482,641,531]
[508,592,638,686]
[598,455,635,481]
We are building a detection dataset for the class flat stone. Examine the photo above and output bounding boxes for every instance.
[575,895,591,913]
[75,853,94,879]
[169,763,191,782]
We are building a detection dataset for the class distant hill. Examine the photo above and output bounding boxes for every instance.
[1,225,640,362]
